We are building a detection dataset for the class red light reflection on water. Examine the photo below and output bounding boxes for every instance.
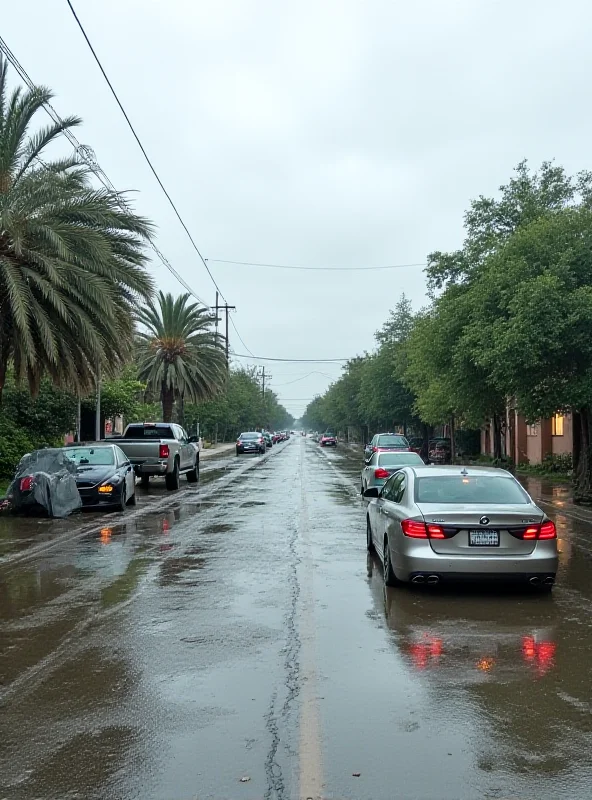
[407,635,443,669]
[522,636,556,676]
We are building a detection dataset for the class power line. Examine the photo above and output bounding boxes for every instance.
[273,371,335,386]
[0,33,212,311]
[65,0,227,303]
[229,317,256,357]
[206,258,427,272]
[231,353,349,363]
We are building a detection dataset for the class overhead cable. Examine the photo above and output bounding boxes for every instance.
[206,258,427,271]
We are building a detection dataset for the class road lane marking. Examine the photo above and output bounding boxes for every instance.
[298,439,324,800]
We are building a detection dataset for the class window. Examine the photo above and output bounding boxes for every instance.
[552,415,564,436]
[384,473,405,503]
[415,476,529,505]
[527,423,538,437]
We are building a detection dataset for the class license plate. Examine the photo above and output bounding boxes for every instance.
[469,530,499,546]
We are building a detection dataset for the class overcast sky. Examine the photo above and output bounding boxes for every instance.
[5,0,592,417]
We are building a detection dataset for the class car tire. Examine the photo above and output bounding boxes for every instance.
[165,460,180,491]
[383,537,401,587]
[366,518,374,552]
[140,474,150,488]
[186,457,199,483]
[117,484,126,512]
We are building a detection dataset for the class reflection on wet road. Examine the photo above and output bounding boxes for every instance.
[1,439,592,799]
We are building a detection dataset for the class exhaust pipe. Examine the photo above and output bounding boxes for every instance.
[544,576,555,586]
[529,576,542,586]
[411,575,425,584]
[426,575,440,585]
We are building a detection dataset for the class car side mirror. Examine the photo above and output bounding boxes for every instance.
[363,487,379,499]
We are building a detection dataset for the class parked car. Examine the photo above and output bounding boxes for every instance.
[272,432,281,444]
[360,451,424,493]
[263,431,273,448]
[65,443,137,511]
[236,432,266,455]
[320,433,337,447]
[407,437,424,457]
[109,422,200,490]
[364,433,410,460]
[8,448,81,518]
[364,465,558,589]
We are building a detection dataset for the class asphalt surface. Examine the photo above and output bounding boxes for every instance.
[1,438,592,799]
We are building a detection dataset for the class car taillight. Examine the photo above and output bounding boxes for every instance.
[516,521,557,540]
[401,519,428,538]
[372,446,378,452]
[374,468,390,479]
[401,520,445,539]
[259,438,264,443]
[20,476,34,492]
[159,444,170,458]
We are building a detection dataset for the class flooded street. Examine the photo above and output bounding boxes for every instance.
[1,438,592,799]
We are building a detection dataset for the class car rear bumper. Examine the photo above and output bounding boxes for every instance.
[393,542,558,582]
[133,461,168,476]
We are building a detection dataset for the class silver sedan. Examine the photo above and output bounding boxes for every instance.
[364,465,558,590]
[360,450,425,493]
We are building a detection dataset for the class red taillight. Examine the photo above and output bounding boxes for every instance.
[539,520,557,539]
[374,468,390,479]
[159,444,170,458]
[520,521,556,540]
[20,476,33,492]
[401,520,445,539]
[401,519,428,538]
[259,438,264,443]
[372,446,378,452]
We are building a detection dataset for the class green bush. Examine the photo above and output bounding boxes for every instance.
[0,419,35,481]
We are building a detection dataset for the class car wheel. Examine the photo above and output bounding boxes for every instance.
[366,518,374,552]
[165,460,180,491]
[383,537,400,587]
[140,474,150,488]
[236,449,241,456]
[186,457,199,483]
[127,483,137,505]
[117,484,127,512]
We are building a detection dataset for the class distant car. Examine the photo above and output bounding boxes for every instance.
[9,448,81,518]
[262,431,273,448]
[364,465,558,589]
[428,439,451,464]
[364,433,410,460]
[272,432,281,444]
[65,443,137,511]
[360,451,424,493]
[407,437,424,457]
[320,433,337,447]
[236,432,266,455]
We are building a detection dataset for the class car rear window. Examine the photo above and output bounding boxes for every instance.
[377,435,409,447]
[240,433,260,440]
[378,452,423,466]
[125,425,174,439]
[66,447,115,466]
[416,476,529,504]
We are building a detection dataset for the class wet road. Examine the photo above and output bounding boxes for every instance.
[1,438,592,799]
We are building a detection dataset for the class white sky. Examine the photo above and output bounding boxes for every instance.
[5,0,592,417]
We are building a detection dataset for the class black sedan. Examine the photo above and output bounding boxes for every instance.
[236,432,266,455]
[65,444,137,511]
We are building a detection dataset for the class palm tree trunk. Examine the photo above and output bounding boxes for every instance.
[177,393,185,427]
[162,383,175,422]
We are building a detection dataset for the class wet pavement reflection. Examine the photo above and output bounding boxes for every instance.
[1,438,592,799]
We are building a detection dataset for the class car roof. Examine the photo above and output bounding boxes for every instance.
[407,465,515,478]
[65,442,115,449]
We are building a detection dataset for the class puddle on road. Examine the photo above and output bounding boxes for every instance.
[100,555,152,608]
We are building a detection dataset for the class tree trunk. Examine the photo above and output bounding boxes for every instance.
[177,393,185,428]
[492,413,503,461]
[574,407,592,504]
[162,384,174,422]
[450,415,456,465]
[421,423,431,462]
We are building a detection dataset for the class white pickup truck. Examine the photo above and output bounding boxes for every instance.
[109,422,202,490]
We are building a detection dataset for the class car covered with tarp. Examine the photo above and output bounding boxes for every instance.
[7,448,81,518]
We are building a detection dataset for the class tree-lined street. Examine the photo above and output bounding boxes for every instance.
[2,437,592,799]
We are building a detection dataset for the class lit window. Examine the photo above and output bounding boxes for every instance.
[527,424,538,436]
[552,415,564,436]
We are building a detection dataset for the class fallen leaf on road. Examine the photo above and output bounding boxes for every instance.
[239,776,251,783]
[352,772,361,777]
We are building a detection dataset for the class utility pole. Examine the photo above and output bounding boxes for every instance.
[212,297,236,371]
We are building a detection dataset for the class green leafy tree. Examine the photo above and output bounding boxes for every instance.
[0,55,154,403]
[136,292,226,422]
[1,372,76,446]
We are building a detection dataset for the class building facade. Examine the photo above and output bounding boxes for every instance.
[481,411,572,465]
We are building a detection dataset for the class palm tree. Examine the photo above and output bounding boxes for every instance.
[136,292,226,422]
[0,55,154,404]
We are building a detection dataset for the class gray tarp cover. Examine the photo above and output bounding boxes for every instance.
[10,449,82,518]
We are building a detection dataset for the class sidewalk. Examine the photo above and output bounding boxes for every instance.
[201,442,236,460]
